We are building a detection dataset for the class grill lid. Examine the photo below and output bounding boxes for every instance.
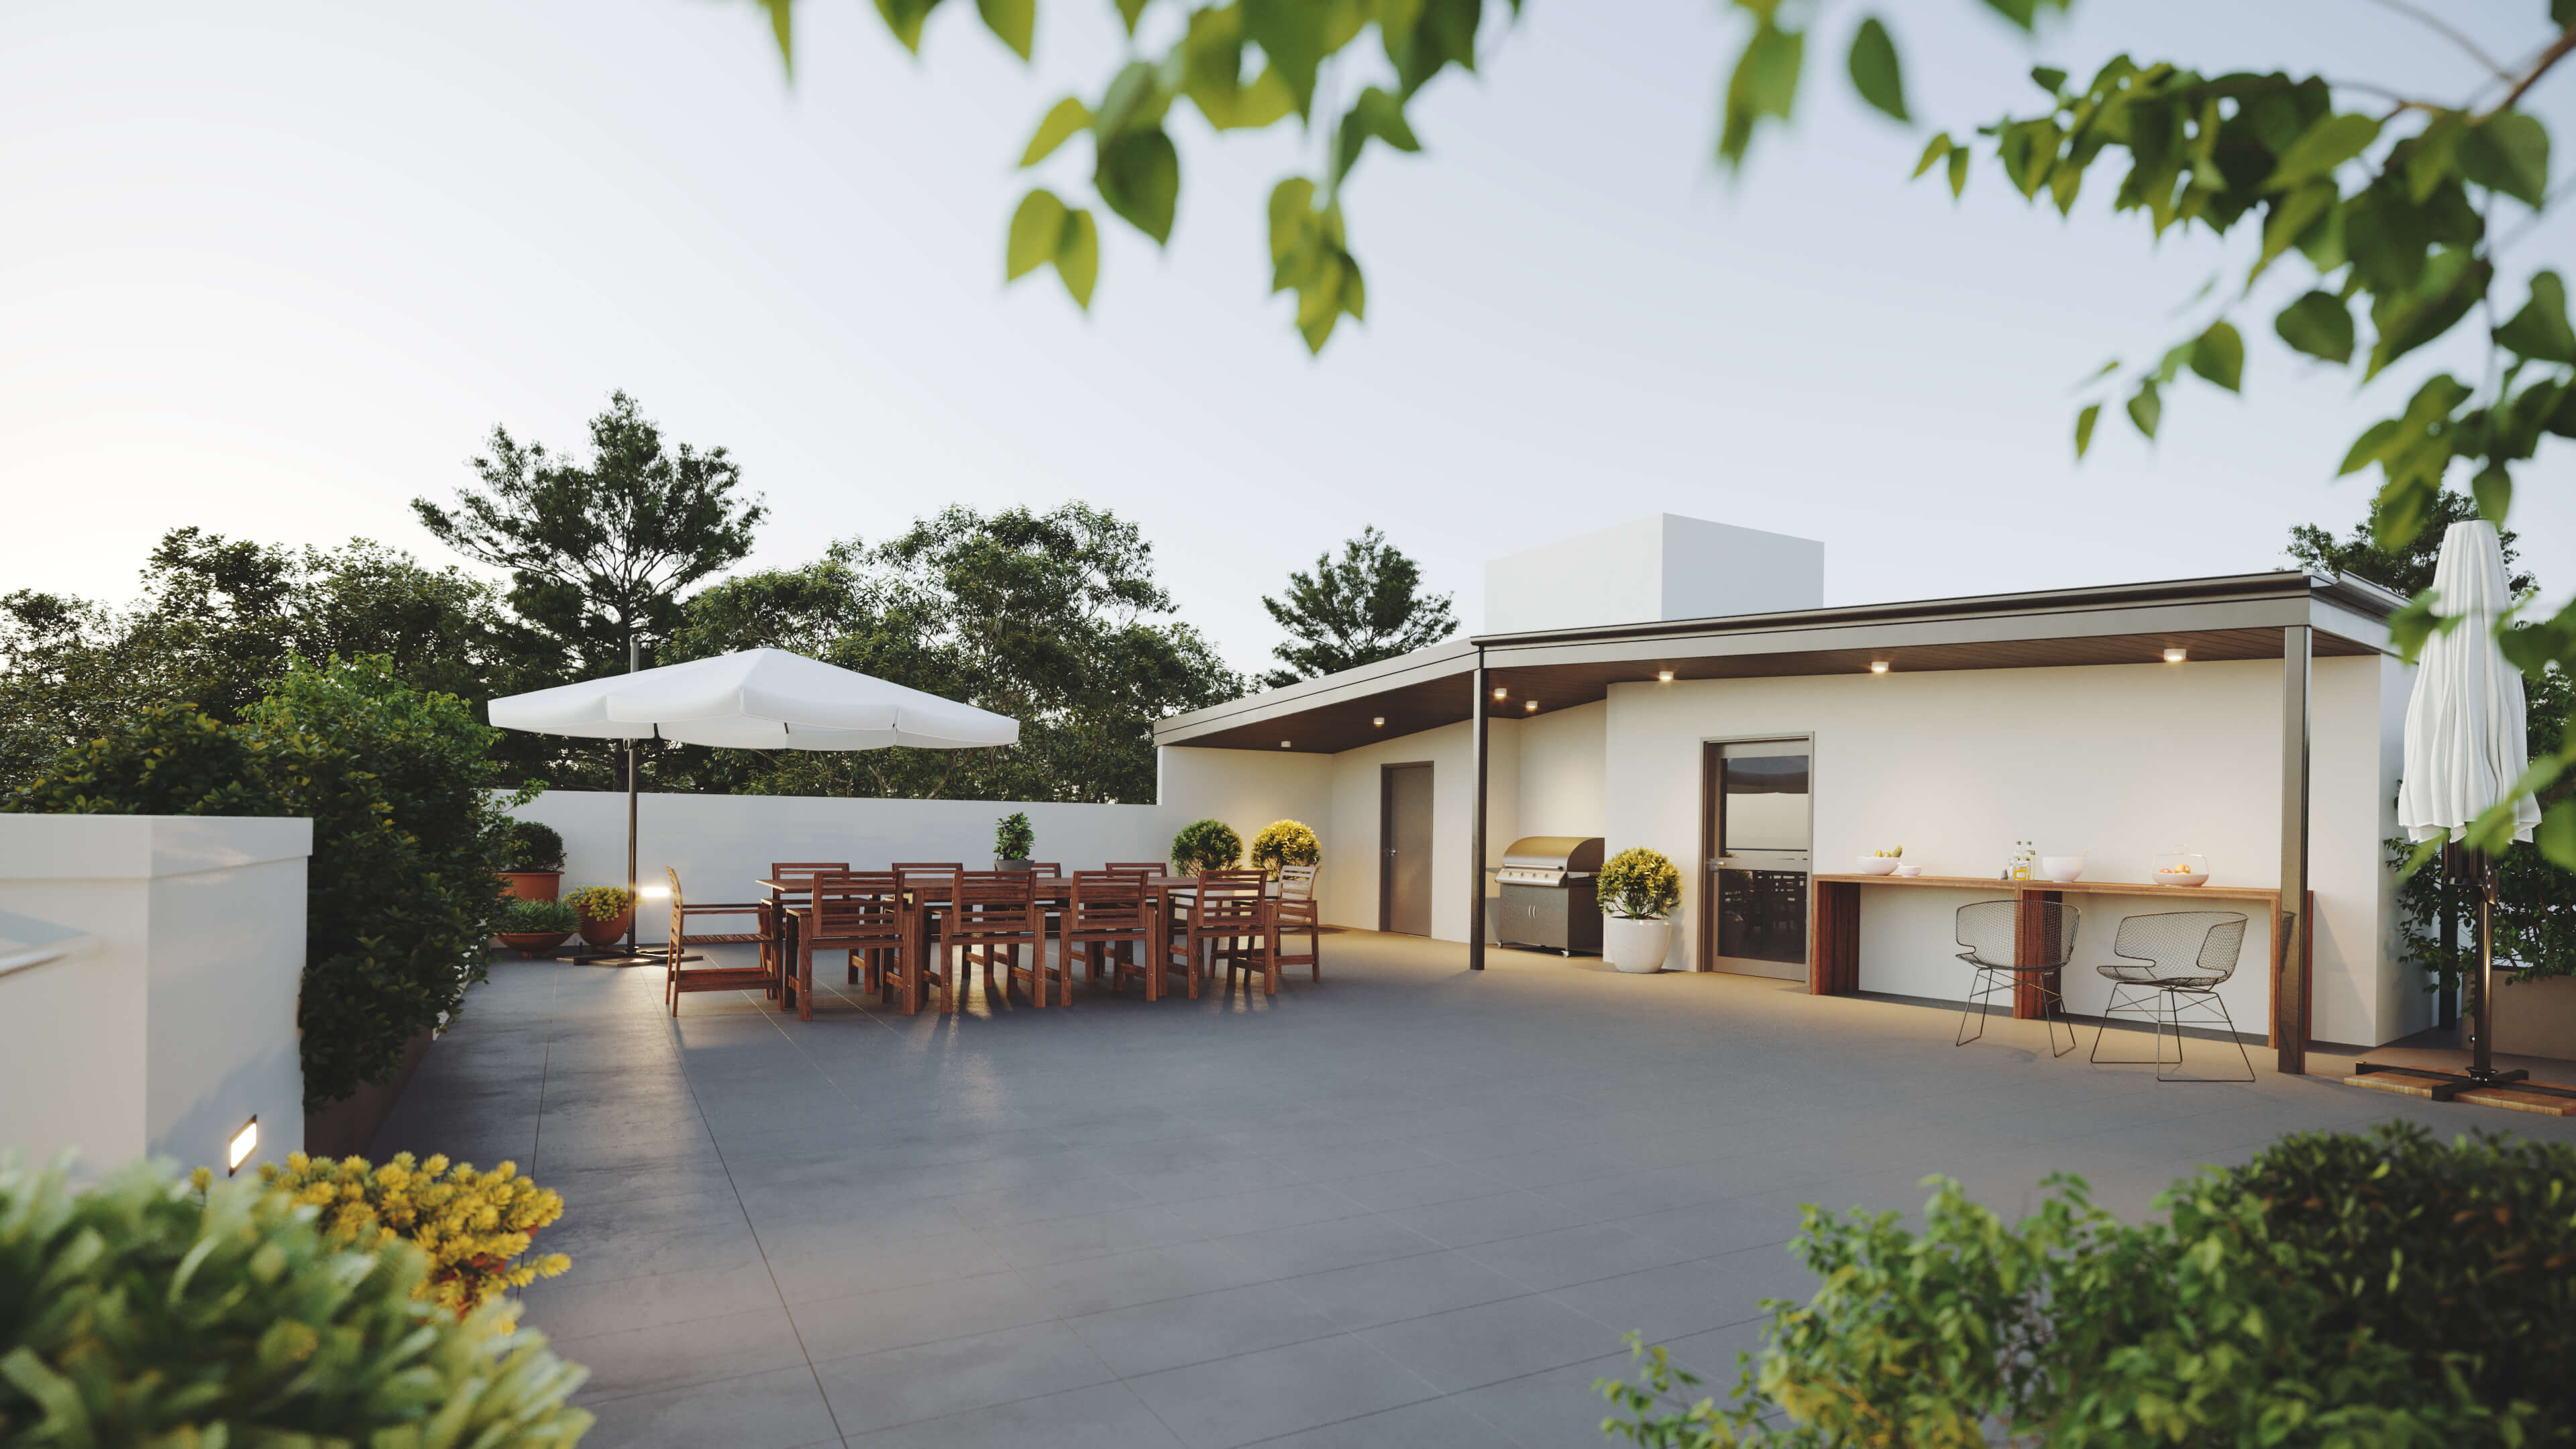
[1495,836,1605,887]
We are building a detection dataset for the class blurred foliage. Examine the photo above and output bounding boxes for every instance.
[0,1157,591,1446]
[498,896,582,933]
[1258,526,1455,689]
[1170,816,1242,872]
[7,657,523,1106]
[1597,1120,2576,1446]
[251,1152,571,1324]
[666,502,1241,802]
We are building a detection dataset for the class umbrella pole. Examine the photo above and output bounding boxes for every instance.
[2468,850,2526,1086]
[624,633,639,959]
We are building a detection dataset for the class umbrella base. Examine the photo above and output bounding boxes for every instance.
[2352,1059,2575,1104]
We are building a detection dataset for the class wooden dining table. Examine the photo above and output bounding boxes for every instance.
[756,873,1210,1018]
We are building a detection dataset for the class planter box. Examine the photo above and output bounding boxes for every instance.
[498,870,561,902]
[2488,973,2576,1063]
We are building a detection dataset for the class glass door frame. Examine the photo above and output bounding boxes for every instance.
[1696,734,1816,976]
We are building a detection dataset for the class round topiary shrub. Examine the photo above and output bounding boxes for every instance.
[0,1159,592,1445]
[1597,847,1680,920]
[1171,818,1243,875]
[1249,819,1321,876]
[502,818,566,873]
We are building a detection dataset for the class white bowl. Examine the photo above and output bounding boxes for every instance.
[1856,857,1899,875]
[2041,855,2084,882]
[2153,871,2209,888]
[1896,863,1924,877]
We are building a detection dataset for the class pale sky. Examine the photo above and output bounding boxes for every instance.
[3,1,2570,678]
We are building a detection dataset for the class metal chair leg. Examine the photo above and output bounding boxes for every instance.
[2039,976,2076,1058]
[2090,985,2180,1067]
[2156,987,2255,1083]
[1956,965,1998,1046]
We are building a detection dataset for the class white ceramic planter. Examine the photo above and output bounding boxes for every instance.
[1604,915,1671,973]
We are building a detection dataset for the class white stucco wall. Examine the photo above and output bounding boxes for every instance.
[1516,701,1607,839]
[1311,719,1518,938]
[1485,515,1825,635]
[0,815,309,1180]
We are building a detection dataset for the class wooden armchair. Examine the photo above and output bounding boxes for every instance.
[1272,863,1322,983]
[1065,871,1171,1001]
[945,870,1055,1008]
[663,868,778,1016]
[1187,869,1279,996]
[790,872,907,1021]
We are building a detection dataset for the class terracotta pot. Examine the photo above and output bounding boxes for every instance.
[499,870,561,902]
[578,908,633,948]
[496,930,572,959]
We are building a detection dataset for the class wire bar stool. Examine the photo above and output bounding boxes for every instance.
[2088,911,2254,1083]
[1954,899,2081,1057]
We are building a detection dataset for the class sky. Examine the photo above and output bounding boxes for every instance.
[1,0,2571,679]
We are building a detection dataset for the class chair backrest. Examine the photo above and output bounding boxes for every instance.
[1195,869,1268,927]
[893,861,964,874]
[1277,864,1319,902]
[1066,871,1148,934]
[810,871,902,936]
[2110,911,2249,983]
[1022,862,1063,877]
[1106,861,1168,877]
[1953,898,2078,968]
[667,867,686,947]
[771,861,850,881]
[949,869,1038,935]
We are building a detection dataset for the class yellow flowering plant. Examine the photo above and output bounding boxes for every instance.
[1249,819,1321,877]
[249,1150,572,1320]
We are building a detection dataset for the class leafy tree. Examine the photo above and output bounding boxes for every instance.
[1258,526,1456,688]
[729,0,2576,859]
[2288,488,2533,600]
[668,503,1240,802]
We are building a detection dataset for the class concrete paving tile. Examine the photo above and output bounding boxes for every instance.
[845,1380,1182,1448]
[555,1303,809,1401]
[1126,1333,1441,1449]
[1276,1249,1533,1330]
[520,1256,782,1340]
[1465,1223,1696,1293]
[1246,1395,1503,1448]
[1542,1258,1760,1345]
[812,1320,1114,1436]
[767,1230,1013,1305]
[1377,1191,1595,1248]
[1356,1293,1618,1394]
[1065,1281,1338,1378]
[1216,1213,1446,1280]
[1454,1351,1638,1449]
[1169,1182,1372,1238]
[786,1269,1055,1359]
[1022,1238,1273,1318]
[576,1365,842,1449]
[987,1203,1201,1269]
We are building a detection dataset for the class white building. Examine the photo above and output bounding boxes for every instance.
[1154,515,2414,1072]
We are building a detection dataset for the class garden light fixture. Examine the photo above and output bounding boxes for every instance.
[228,1117,258,1175]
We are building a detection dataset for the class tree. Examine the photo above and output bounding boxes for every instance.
[413,391,765,682]
[1258,526,1456,688]
[727,0,2576,861]
[2288,488,2533,600]
[667,502,1241,802]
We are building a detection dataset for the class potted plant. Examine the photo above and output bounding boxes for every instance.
[497,820,566,902]
[994,811,1035,870]
[1250,820,1321,879]
[1597,847,1681,973]
[564,885,636,948]
[494,897,580,958]
[1171,818,1243,876]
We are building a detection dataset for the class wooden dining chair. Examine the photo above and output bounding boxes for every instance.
[943,870,1054,1008]
[1065,871,1171,1000]
[1272,863,1322,983]
[1105,861,1168,875]
[892,861,965,875]
[789,873,908,1021]
[663,868,780,1016]
[1187,870,1279,996]
[1022,861,1063,875]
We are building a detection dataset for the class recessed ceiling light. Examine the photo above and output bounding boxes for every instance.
[1524,700,1538,712]
[1492,687,1507,700]
[1869,660,1890,674]
[1656,670,1674,682]
[2163,647,2188,663]
[1371,716,1385,727]
[1279,740,1292,749]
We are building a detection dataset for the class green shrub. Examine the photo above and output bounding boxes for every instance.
[1598,1121,2576,1446]
[498,897,580,933]
[1597,847,1680,920]
[0,1158,592,1446]
[7,656,523,1107]
[563,885,633,922]
[1171,818,1242,874]
[1250,819,1321,875]
[502,818,566,873]
[994,810,1034,860]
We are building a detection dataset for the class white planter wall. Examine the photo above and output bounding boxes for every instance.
[0,815,309,1180]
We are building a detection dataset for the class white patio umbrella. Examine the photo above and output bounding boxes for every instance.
[488,647,1019,959]
[2385,520,2548,1094]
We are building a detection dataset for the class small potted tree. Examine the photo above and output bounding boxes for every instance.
[494,897,580,958]
[1597,847,1680,973]
[994,811,1035,870]
[565,885,636,949]
[1171,818,1243,876]
[497,820,566,902]
[1250,820,1321,879]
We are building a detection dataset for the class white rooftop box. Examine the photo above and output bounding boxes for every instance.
[1484,513,1824,635]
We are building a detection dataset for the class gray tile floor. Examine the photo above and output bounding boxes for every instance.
[373,932,2576,1448]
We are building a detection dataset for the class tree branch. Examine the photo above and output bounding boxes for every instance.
[2481,21,2576,119]
[2361,0,2514,81]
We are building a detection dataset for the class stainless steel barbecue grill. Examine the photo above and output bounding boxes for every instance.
[1491,836,1605,955]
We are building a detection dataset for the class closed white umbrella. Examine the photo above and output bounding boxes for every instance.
[2380,521,2550,1095]
[488,647,1019,960]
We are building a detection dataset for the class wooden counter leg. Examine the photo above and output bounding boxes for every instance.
[1810,880,1859,996]
[2012,892,2063,1021]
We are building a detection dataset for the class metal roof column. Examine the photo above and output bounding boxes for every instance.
[1469,654,1489,972]
[2277,624,2311,1075]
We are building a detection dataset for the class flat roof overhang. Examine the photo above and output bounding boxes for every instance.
[1158,571,2403,755]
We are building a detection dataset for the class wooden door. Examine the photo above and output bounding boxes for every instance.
[1380,762,1434,936]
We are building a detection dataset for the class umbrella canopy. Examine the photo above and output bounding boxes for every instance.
[488,648,1019,751]
[2398,521,2539,845]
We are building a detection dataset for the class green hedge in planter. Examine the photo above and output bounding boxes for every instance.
[994,810,1034,861]
[1171,818,1242,874]
[502,818,567,873]
[499,897,581,933]
[1599,1120,2576,1446]
[0,1159,591,1445]
[7,655,525,1106]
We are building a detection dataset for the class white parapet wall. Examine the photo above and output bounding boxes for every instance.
[512,791,1169,906]
[0,814,310,1180]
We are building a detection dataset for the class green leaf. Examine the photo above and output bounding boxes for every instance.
[1946,146,1970,199]
[1004,189,1069,280]
[2471,463,2512,527]
[1718,21,1804,170]
[1242,0,1336,118]
[2496,270,2576,364]
[2539,799,2576,872]
[1114,0,1148,33]
[2366,248,2489,379]
[2457,111,2549,207]
[2253,180,2334,281]
[2127,380,2161,440]
[1332,86,1422,186]
[1386,0,1481,97]
[1913,132,1953,179]
[757,0,794,74]
[1975,0,2070,30]
[2189,321,2243,392]
[2074,402,2101,459]
[2265,112,2381,191]
[2337,418,2401,476]
[2274,291,2355,364]
[975,0,1033,59]
[1847,17,1907,123]
[871,0,943,52]
[2345,186,2431,294]
[1055,208,1098,307]
[1096,127,1180,244]
[2030,64,2067,93]
[1019,98,1092,168]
